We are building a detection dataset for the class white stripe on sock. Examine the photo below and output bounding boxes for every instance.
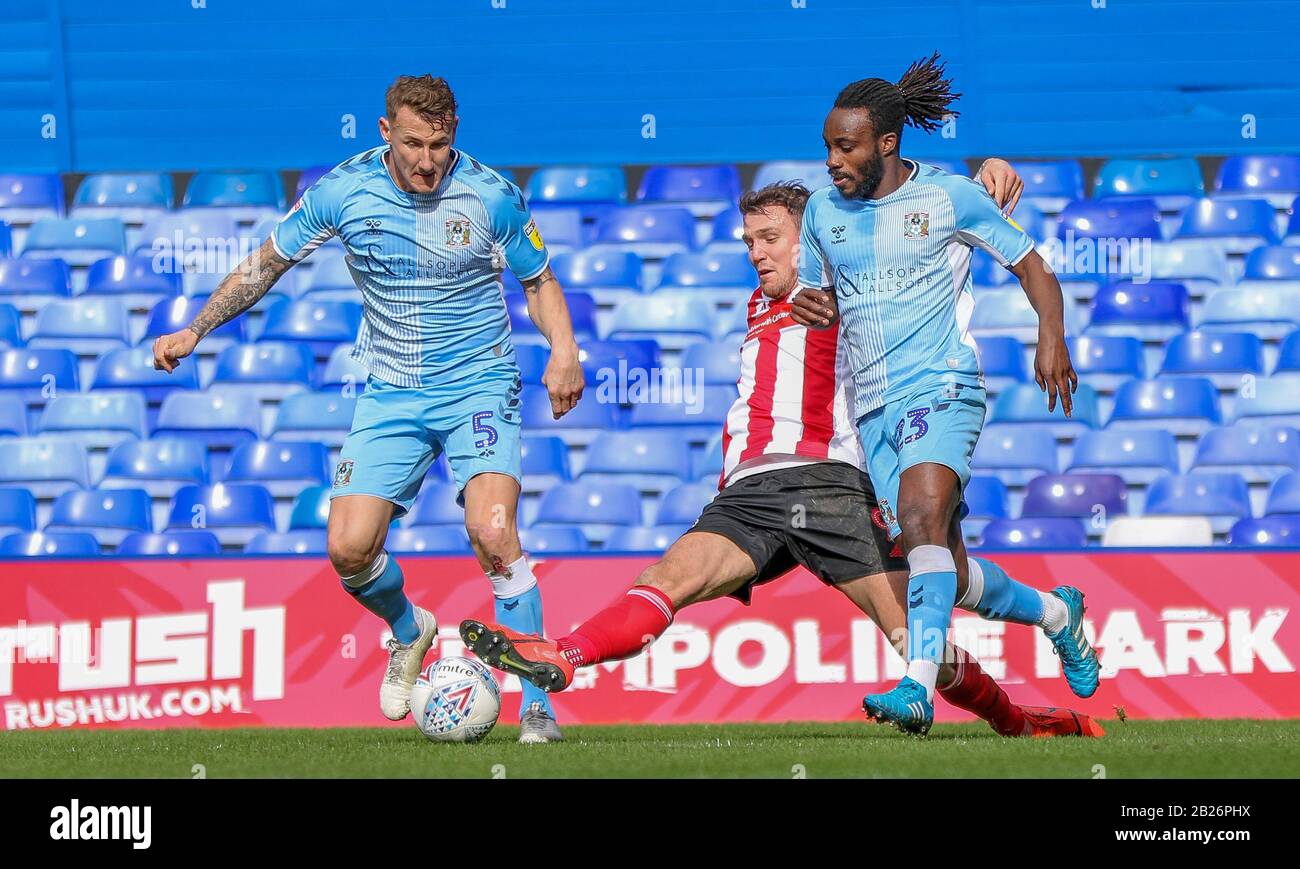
[628,588,673,623]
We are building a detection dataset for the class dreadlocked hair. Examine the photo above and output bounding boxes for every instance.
[834,51,961,136]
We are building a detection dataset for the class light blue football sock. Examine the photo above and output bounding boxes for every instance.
[904,544,959,699]
[340,551,420,645]
[490,555,556,721]
[958,557,1047,627]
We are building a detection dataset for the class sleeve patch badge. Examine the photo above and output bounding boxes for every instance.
[524,218,545,251]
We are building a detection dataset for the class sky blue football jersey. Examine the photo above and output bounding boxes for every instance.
[273,146,549,388]
[798,160,1034,420]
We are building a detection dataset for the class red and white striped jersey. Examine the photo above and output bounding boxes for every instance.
[719,287,864,488]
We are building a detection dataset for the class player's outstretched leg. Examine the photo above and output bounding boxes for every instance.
[461,618,576,692]
[939,649,1102,737]
[329,494,437,721]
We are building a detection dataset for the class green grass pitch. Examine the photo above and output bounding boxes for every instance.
[4,719,1299,778]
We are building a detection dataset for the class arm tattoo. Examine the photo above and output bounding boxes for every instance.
[519,265,557,296]
[188,238,292,339]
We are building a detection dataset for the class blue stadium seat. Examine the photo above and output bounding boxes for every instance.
[320,344,367,388]
[183,170,285,224]
[707,208,745,251]
[167,483,277,547]
[1021,473,1128,522]
[93,347,200,406]
[0,348,79,410]
[1009,160,1084,211]
[608,292,715,349]
[1277,330,1300,375]
[73,172,173,214]
[0,394,24,437]
[0,258,71,309]
[1087,281,1189,341]
[752,160,830,191]
[580,430,693,493]
[0,531,99,557]
[1108,377,1221,435]
[636,165,741,216]
[681,341,742,385]
[987,382,1100,438]
[1058,198,1161,241]
[1233,375,1300,427]
[970,289,1083,342]
[528,205,587,250]
[29,298,131,356]
[1244,245,1300,282]
[519,525,588,553]
[980,518,1088,549]
[408,482,465,526]
[0,304,21,348]
[1068,335,1145,392]
[143,296,246,351]
[134,212,243,295]
[223,441,331,499]
[0,173,63,224]
[1159,331,1264,388]
[1092,157,1203,209]
[1229,516,1300,548]
[693,433,724,483]
[657,251,757,291]
[21,218,127,267]
[506,291,597,345]
[1266,472,1300,515]
[37,392,148,451]
[1067,429,1179,485]
[1198,287,1300,341]
[0,488,37,537]
[551,249,642,300]
[627,384,736,445]
[1193,423,1300,483]
[520,435,571,493]
[83,254,182,311]
[271,392,356,449]
[1176,197,1278,253]
[117,529,223,556]
[47,488,153,546]
[300,248,357,299]
[593,206,696,259]
[211,342,316,403]
[515,343,548,384]
[656,482,716,525]
[1148,241,1233,297]
[605,525,690,552]
[526,166,627,205]
[0,221,8,257]
[100,438,209,499]
[388,526,472,554]
[1146,472,1252,533]
[533,479,643,544]
[0,438,89,499]
[154,391,261,453]
[257,299,362,360]
[972,426,1058,486]
[963,477,1010,536]
[520,383,621,446]
[577,339,660,386]
[245,529,328,555]
[1215,155,1300,206]
[288,485,331,530]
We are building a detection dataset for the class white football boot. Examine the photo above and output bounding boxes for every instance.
[379,606,437,720]
[517,701,564,744]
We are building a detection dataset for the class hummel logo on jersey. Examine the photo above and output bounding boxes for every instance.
[446,218,472,247]
[365,218,382,235]
[904,211,929,239]
[831,225,847,244]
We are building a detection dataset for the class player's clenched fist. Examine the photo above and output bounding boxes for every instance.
[153,328,199,373]
[542,349,585,420]
[790,287,839,330]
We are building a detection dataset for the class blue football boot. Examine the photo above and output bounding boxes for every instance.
[862,676,934,736]
[1046,586,1100,698]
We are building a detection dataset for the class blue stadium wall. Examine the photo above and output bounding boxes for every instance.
[3,0,1300,173]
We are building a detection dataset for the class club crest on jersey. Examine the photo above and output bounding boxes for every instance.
[904,211,929,239]
[445,218,472,247]
[524,218,545,251]
[333,460,354,488]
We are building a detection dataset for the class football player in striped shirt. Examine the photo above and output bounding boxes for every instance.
[459,177,1101,739]
[790,54,1100,735]
[152,75,584,743]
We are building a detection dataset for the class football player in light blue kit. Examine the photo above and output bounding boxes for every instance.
[153,75,584,743]
[791,54,1100,735]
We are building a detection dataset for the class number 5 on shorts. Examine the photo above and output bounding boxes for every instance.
[473,411,498,449]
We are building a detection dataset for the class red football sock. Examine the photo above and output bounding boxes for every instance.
[938,648,1026,737]
[557,585,676,667]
